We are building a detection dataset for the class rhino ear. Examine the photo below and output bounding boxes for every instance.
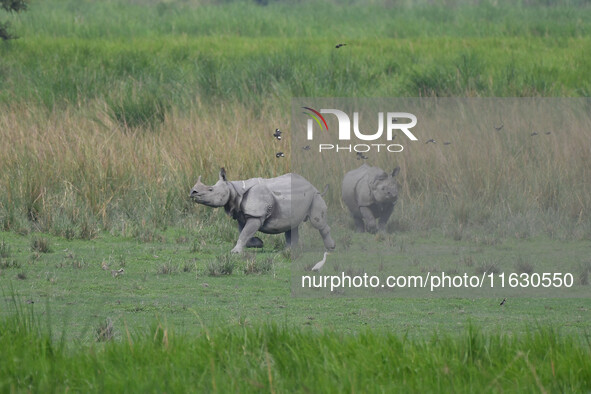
[219,167,227,182]
[392,167,400,177]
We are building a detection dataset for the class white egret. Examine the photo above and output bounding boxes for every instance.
[311,251,330,272]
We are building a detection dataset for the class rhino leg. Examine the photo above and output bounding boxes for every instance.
[353,215,365,232]
[232,217,263,253]
[309,196,336,250]
[246,237,264,248]
[285,227,299,248]
[377,204,394,232]
[359,206,378,234]
[238,220,264,248]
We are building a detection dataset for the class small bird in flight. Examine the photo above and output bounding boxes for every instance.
[500,298,506,306]
[425,139,436,144]
[335,43,347,49]
[276,152,285,158]
[545,131,551,135]
[494,123,504,131]
[273,128,282,140]
[302,145,311,151]
[356,152,368,160]
[530,132,538,136]
[443,141,452,145]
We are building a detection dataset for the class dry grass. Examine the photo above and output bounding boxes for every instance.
[95,318,115,342]
[295,98,591,238]
[0,101,289,234]
[30,237,51,254]
[1,98,590,239]
[1,1,590,240]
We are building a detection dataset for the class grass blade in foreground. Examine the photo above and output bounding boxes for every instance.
[1,310,590,393]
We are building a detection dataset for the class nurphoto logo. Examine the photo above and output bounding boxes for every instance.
[303,107,418,153]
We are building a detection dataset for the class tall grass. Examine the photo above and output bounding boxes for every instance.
[3,99,588,240]
[0,36,589,108]
[1,0,590,109]
[1,307,590,392]
[294,98,591,239]
[0,102,289,236]
[8,0,591,40]
[1,0,590,239]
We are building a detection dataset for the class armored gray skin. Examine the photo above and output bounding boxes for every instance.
[341,164,400,233]
[190,168,336,254]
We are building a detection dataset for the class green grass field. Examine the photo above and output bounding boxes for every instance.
[1,225,590,391]
[2,310,590,392]
[1,228,590,337]
[1,0,591,391]
[1,228,590,392]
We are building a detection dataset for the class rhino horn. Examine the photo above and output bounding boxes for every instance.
[189,175,203,198]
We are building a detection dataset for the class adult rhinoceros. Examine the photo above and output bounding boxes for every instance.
[190,168,336,253]
[342,164,400,233]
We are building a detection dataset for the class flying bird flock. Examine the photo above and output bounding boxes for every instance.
[421,122,552,147]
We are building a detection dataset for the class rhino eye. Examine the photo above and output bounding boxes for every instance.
[208,187,213,192]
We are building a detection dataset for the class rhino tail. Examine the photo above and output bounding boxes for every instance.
[320,184,329,197]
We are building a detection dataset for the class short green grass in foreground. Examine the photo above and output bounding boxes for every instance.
[1,306,590,393]
[1,228,589,342]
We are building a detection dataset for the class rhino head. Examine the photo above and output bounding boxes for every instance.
[369,167,400,203]
[189,168,231,207]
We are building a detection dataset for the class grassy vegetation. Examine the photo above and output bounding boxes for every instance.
[295,97,591,241]
[2,2,591,109]
[1,230,589,340]
[1,303,590,392]
[0,1,590,389]
[2,97,590,243]
[1,0,590,240]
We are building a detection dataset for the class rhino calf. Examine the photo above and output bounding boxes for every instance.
[342,164,400,233]
[190,168,336,253]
